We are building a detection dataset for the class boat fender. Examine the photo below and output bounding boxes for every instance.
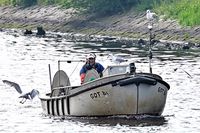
[117,76,157,86]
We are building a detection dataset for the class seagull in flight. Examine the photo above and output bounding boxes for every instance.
[19,89,39,104]
[2,80,39,104]
[2,80,22,94]
[173,68,192,78]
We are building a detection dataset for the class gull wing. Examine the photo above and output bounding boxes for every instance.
[2,80,22,94]
[30,89,39,99]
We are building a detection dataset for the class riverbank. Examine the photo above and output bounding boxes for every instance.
[0,6,200,49]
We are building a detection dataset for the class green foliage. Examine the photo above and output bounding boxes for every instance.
[0,0,37,6]
[0,0,11,5]
[37,0,57,5]
[55,0,71,7]
[0,0,200,26]
[68,0,139,15]
[156,0,200,26]
[19,0,37,6]
[136,0,161,11]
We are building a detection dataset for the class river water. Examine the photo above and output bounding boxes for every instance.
[0,29,200,133]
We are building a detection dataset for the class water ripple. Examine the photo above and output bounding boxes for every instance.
[1,30,200,132]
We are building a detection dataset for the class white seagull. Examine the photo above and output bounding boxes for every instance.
[146,10,157,20]
[18,89,39,104]
[108,54,128,64]
[2,80,39,104]
[146,10,157,29]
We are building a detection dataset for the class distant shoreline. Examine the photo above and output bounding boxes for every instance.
[0,6,200,48]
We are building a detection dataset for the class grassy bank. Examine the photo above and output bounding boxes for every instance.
[155,0,200,26]
[0,0,200,26]
[0,0,200,27]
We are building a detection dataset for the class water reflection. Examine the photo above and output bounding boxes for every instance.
[60,115,168,127]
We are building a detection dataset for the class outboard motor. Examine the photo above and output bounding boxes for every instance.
[129,63,136,74]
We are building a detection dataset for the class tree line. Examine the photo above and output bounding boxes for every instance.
[0,0,161,14]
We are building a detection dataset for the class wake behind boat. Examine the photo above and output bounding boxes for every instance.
[39,62,170,117]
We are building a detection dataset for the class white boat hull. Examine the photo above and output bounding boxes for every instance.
[40,73,169,116]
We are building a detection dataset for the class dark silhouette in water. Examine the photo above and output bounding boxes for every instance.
[36,26,46,36]
[2,80,39,104]
[24,29,33,35]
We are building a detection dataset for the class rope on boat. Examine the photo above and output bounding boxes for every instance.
[69,61,80,77]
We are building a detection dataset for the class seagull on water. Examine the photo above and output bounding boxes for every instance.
[2,80,39,104]
[108,54,128,64]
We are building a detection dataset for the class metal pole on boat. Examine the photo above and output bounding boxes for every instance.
[59,60,85,63]
[58,60,60,71]
[58,60,60,87]
[148,26,153,73]
[146,9,156,73]
[48,64,52,90]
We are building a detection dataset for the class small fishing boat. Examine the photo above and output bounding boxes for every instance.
[39,24,170,117]
[39,61,170,117]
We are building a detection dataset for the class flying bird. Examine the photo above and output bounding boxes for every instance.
[19,89,39,104]
[173,68,192,78]
[2,80,39,104]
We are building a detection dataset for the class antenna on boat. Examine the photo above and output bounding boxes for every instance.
[148,27,153,73]
[146,9,156,74]
[58,60,61,87]
[48,64,53,90]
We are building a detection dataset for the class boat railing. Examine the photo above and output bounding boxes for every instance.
[48,59,136,97]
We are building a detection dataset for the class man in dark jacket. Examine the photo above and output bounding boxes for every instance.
[80,53,104,84]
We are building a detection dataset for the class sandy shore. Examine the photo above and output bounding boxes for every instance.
[0,6,200,45]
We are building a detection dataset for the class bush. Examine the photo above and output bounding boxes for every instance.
[156,0,200,26]
[9,0,37,7]
[68,0,139,15]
